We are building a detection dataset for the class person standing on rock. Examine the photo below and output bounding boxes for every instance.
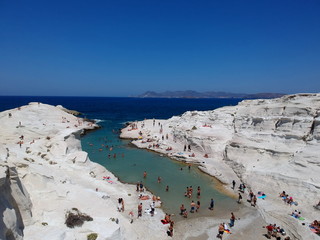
[117,198,122,212]
[265,224,274,238]
[121,198,125,212]
[139,182,144,192]
[138,203,142,218]
[238,193,242,203]
[232,180,236,190]
[150,201,155,216]
[252,195,257,207]
[167,221,174,237]
[216,223,225,239]
[249,190,254,202]
[129,211,134,223]
[229,212,236,227]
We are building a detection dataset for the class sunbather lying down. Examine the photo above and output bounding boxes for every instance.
[139,195,150,200]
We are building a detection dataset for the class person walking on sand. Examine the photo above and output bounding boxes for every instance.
[229,212,235,227]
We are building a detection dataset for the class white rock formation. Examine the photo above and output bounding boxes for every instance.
[121,93,320,240]
[0,103,167,240]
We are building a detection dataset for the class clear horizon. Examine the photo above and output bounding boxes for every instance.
[1,1,320,97]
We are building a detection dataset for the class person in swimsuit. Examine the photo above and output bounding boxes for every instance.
[217,223,225,239]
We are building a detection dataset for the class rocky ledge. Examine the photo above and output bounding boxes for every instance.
[121,93,320,240]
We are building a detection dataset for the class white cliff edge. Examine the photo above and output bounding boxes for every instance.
[0,103,167,240]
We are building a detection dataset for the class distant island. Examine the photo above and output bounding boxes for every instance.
[137,90,285,99]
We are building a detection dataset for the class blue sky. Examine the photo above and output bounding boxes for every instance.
[1,0,319,96]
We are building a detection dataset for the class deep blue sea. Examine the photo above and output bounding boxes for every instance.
[0,96,241,121]
[0,96,243,219]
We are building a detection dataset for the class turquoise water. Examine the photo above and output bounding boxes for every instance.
[82,120,239,219]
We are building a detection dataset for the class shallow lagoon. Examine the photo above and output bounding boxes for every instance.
[82,119,239,219]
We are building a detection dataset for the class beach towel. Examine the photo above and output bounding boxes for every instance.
[291,215,305,220]
[258,195,266,199]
